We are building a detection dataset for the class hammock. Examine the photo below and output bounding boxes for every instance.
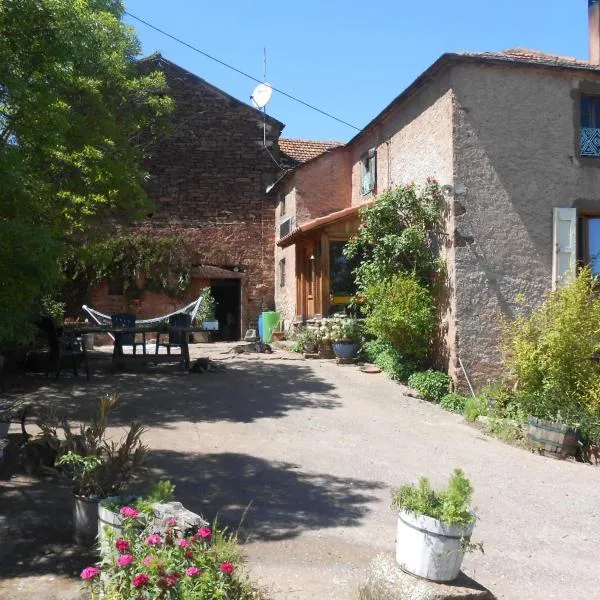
[82,297,203,341]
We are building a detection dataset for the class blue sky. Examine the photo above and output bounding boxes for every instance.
[124,1,590,142]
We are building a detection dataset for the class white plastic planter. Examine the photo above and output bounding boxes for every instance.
[73,495,99,546]
[396,509,475,582]
[98,501,123,547]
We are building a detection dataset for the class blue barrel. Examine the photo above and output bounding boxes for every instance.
[258,313,264,341]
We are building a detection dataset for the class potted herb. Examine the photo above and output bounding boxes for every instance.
[295,327,318,354]
[55,395,148,545]
[391,469,479,582]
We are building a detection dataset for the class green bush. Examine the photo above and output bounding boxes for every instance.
[440,393,469,414]
[362,339,419,381]
[364,274,436,359]
[391,469,474,527]
[463,396,488,422]
[503,267,600,436]
[408,370,451,403]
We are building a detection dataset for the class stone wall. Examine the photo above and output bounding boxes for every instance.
[451,62,600,388]
[91,56,284,334]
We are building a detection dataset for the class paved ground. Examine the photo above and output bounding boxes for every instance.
[1,343,599,599]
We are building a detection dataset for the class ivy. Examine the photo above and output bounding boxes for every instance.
[65,234,195,298]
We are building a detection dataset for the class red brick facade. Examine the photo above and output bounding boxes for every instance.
[90,56,285,338]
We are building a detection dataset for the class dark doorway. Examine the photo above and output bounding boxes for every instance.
[211,279,241,341]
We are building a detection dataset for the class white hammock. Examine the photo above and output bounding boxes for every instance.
[82,296,203,341]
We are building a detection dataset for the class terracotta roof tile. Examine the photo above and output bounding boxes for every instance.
[279,138,343,168]
[462,48,598,71]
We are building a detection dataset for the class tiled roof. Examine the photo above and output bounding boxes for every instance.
[462,48,600,71]
[279,138,343,168]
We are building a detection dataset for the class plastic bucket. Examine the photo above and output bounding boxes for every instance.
[258,314,264,341]
[261,311,280,343]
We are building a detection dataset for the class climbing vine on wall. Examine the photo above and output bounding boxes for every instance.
[65,234,195,298]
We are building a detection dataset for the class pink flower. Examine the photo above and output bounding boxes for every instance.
[142,555,154,567]
[184,550,193,559]
[115,539,130,553]
[80,566,101,580]
[197,527,212,539]
[219,561,234,574]
[185,566,201,577]
[166,517,177,527]
[145,533,162,546]
[132,573,149,588]
[117,554,134,567]
[178,539,190,548]
[158,574,179,588]
[119,506,139,518]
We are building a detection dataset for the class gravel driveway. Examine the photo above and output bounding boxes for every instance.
[1,345,598,599]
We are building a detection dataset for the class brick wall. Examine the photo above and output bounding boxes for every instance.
[90,56,284,335]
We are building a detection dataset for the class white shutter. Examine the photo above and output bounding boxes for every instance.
[552,207,577,289]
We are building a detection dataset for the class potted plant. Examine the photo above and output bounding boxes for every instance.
[55,394,148,546]
[314,320,335,358]
[329,317,362,360]
[295,326,318,354]
[193,288,218,342]
[391,469,479,582]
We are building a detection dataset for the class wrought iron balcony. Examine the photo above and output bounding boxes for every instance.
[581,126,600,157]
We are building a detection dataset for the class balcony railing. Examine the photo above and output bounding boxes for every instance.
[581,126,600,157]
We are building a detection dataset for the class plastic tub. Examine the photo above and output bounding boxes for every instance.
[261,311,280,343]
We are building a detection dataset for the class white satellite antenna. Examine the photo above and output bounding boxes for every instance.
[251,82,272,109]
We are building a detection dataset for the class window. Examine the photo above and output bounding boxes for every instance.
[279,258,286,287]
[329,241,359,296]
[279,216,294,239]
[580,215,600,275]
[580,95,600,157]
[361,148,377,195]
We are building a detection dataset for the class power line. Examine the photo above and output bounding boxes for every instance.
[124,11,361,132]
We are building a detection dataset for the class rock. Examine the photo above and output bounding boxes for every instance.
[244,329,257,341]
[359,554,495,600]
[152,502,208,533]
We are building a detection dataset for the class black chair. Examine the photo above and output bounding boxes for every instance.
[37,317,90,380]
[111,313,145,355]
[155,313,191,367]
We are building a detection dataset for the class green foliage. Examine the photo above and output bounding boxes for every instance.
[194,288,217,323]
[463,396,488,422]
[408,370,452,403]
[292,326,318,352]
[485,418,525,444]
[134,480,177,517]
[345,181,445,289]
[361,339,419,381]
[364,274,436,359]
[66,234,194,299]
[391,469,475,527]
[40,296,66,325]
[0,0,173,344]
[440,393,469,414]
[502,267,600,435]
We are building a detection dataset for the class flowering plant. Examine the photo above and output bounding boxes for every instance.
[82,508,258,599]
[315,317,362,343]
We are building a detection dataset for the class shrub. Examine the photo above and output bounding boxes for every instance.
[408,370,451,403]
[391,469,474,527]
[440,393,469,414]
[364,274,436,359]
[463,396,488,422]
[362,339,419,381]
[502,267,600,435]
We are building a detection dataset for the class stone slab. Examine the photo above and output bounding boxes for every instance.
[152,501,208,533]
[359,554,495,600]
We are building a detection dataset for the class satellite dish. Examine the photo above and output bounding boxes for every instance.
[251,83,272,109]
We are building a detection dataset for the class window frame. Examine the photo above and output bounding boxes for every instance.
[360,148,377,196]
[279,257,286,287]
[579,211,600,275]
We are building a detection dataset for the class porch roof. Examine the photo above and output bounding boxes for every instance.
[277,202,372,248]
[191,265,245,279]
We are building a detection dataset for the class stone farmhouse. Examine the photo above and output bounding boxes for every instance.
[90,55,294,340]
[273,2,600,389]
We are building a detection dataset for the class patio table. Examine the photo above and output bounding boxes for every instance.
[63,324,207,370]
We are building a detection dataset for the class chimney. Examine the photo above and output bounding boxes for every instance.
[590,0,600,65]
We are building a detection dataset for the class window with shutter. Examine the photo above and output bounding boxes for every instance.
[580,95,600,156]
[580,214,600,275]
[361,149,376,195]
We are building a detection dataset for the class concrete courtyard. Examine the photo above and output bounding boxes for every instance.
[1,344,598,599]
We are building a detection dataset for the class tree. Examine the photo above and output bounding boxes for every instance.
[0,0,173,343]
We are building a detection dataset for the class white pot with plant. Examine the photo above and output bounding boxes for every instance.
[193,287,218,341]
[392,469,480,582]
[56,395,147,546]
